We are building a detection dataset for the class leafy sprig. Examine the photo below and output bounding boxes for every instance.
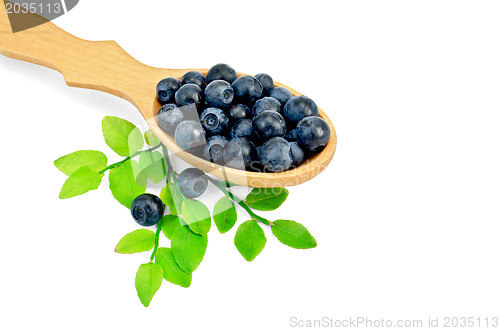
[54,116,317,307]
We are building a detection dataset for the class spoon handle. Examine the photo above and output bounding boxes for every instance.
[0,7,169,109]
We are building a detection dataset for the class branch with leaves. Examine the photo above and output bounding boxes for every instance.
[54,116,317,307]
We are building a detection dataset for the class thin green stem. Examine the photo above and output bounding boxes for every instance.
[99,144,162,174]
[207,177,272,226]
[150,217,163,262]
[162,145,177,184]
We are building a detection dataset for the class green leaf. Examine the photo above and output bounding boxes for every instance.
[109,159,146,208]
[144,129,161,146]
[135,262,163,307]
[213,196,237,234]
[182,199,211,236]
[54,150,107,176]
[115,229,156,254]
[138,151,166,184]
[59,166,104,199]
[271,220,317,249]
[155,247,192,288]
[171,225,208,273]
[160,183,183,215]
[245,187,289,211]
[234,220,266,262]
[161,215,185,240]
[102,116,143,157]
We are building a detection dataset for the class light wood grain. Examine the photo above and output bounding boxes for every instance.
[0,7,336,187]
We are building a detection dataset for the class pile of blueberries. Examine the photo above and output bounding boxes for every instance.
[156,63,330,173]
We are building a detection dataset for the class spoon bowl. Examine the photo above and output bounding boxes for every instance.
[0,8,336,187]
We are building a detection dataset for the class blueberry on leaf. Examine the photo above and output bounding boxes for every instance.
[130,193,165,227]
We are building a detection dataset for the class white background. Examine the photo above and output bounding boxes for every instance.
[1,0,500,330]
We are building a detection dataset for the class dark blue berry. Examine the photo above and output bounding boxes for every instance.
[157,103,184,132]
[177,168,208,199]
[260,137,293,172]
[269,87,293,106]
[174,120,206,151]
[283,95,319,124]
[296,116,330,153]
[253,110,287,141]
[285,129,297,142]
[228,104,250,122]
[223,137,256,170]
[181,71,206,90]
[175,83,203,108]
[204,80,234,109]
[206,63,238,84]
[200,107,230,135]
[157,77,181,104]
[290,142,305,167]
[230,119,254,140]
[232,75,263,104]
[130,193,165,227]
[254,73,274,96]
[252,96,281,117]
[203,135,228,164]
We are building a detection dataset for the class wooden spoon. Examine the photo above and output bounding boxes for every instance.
[0,8,336,187]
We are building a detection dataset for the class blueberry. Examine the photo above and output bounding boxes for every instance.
[256,145,263,160]
[252,96,281,116]
[230,119,254,140]
[290,142,305,167]
[296,116,331,153]
[130,193,165,227]
[254,73,274,96]
[204,80,234,109]
[157,103,184,133]
[228,104,250,122]
[157,77,181,104]
[181,71,206,90]
[269,87,293,106]
[260,137,293,172]
[203,135,228,164]
[206,63,238,84]
[174,120,206,151]
[232,75,263,104]
[253,110,287,141]
[283,95,319,124]
[223,137,256,170]
[285,129,297,142]
[175,83,203,108]
[177,168,208,199]
[200,107,230,135]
